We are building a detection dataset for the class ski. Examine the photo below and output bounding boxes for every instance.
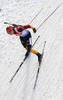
[33,41,46,89]
[10,35,40,83]
[10,57,27,83]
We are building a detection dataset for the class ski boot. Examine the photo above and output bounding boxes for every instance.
[36,53,42,65]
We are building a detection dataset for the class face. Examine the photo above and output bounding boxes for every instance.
[8,30,14,35]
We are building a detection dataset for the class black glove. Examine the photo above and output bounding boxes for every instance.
[25,51,30,58]
[33,28,37,33]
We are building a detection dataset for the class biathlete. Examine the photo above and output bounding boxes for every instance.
[6,24,42,63]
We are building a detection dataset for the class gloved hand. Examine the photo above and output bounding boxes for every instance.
[33,28,37,33]
[25,51,30,58]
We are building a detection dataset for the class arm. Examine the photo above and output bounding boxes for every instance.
[24,25,37,33]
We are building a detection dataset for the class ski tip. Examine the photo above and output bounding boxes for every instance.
[0,9,1,12]
[10,78,13,83]
[45,41,46,43]
[33,85,36,90]
[10,80,12,83]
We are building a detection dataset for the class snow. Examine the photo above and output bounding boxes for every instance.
[0,0,63,100]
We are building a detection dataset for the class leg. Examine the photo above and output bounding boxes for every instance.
[20,36,26,48]
[25,34,32,57]
[20,34,42,63]
[26,47,42,63]
[25,47,39,55]
[25,32,41,56]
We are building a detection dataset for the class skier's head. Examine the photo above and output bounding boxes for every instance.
[6,26,14,35]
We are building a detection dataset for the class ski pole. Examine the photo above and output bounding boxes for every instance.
[37,2,63,30]
[33,41,46,89]
[29,8,43,24]
[32,35,40,47]
[4,8,43,26]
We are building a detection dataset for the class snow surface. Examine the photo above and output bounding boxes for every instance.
[0,0,63,100]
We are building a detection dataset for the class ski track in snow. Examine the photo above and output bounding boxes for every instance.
[0,0,63,100]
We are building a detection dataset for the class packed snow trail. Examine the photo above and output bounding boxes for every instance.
[0,0,63,100]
